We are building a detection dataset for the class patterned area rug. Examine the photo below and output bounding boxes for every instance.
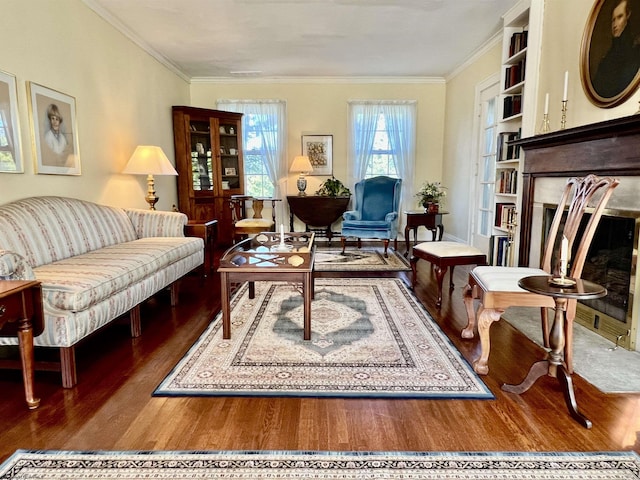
[2,450,639,478]
[314,247,410,271]
[154,278,491,399]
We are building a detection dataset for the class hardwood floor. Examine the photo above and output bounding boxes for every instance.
[1,248,639,463]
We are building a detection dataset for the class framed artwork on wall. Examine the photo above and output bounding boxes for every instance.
[301,134,332,176]
[580,0,640,108]
[27,82,81,175]
[0,70,23,173]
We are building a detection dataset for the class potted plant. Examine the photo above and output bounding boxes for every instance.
[315,176,351,197]
[416,181,446,213]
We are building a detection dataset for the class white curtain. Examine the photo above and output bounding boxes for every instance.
[217,99,287,224]
[348,100,417,228]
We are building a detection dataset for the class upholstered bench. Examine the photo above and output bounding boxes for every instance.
[411,241,486,308]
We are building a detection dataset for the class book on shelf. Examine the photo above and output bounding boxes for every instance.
[502,95,522,118]
[496,168,518,194]
[489,234,510,266]
[508,30,529,57]
[494,202,516,229]
[497,131,521,161]
[504,59,526,89]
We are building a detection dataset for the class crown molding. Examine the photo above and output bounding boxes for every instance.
[190,76,445,85]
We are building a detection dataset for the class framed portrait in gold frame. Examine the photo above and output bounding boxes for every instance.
[580,0,640,108]
[27,82,81,175]
[0,70,23,173]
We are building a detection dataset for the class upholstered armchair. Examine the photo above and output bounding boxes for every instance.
[340,176,402,257]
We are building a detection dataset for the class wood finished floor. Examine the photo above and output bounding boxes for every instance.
[1,247,639,463]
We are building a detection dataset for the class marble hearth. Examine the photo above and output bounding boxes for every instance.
[514,116,640,350]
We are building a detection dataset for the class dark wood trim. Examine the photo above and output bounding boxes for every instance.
[513,115,640,265]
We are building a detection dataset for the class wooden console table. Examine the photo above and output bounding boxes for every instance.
[287,195,350,241]
[0,280,44,409]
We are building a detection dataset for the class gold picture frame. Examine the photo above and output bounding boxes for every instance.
[301,134,332,176]
[27,82,81,175]
[580,0,640,108]
[0,70,23,173]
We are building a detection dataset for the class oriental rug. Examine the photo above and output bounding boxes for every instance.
[314,247,410,272]
[154,278,492,399]
[2,450,640,479]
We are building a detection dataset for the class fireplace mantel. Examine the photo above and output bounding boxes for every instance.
[513,115,640,265]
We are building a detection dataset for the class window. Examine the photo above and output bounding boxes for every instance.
[217,100,286,199]
[348,101,416,214]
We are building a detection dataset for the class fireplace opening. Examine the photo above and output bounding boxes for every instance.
[543,206,639,349]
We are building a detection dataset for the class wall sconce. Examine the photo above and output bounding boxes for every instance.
[123,146,178,210]
[289,155,313,196]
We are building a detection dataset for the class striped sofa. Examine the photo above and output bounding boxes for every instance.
[0,196,204,387]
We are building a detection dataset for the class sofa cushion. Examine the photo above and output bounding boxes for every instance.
[33,237,202,312]
[0,197,138,268]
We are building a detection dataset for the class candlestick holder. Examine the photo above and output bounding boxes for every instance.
[560,100,567,130]
[539,113,550,134]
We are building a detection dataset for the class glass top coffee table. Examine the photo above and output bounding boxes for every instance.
[218,232,315,340]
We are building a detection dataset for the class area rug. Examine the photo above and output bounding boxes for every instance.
[314,246,410,271]
[154,278,492,399]
[2,450,639,478]
[503,307,640,393]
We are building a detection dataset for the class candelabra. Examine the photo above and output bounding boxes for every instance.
[560,100,568,130]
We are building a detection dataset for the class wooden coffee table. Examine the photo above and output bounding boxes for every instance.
[218,232,315,340]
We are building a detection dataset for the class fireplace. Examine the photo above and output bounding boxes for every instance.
[542,206,638,349]
[514,116,640,350]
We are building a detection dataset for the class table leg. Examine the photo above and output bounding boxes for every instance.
[502,297,592,428]
[303,272,312,340]
[17,317,40,409]
[437,224,444,241]
[221,272,231,339]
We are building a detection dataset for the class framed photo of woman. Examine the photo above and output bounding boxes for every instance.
[27,82,81,175]
[580,0,640,108]
[0,70,23,173]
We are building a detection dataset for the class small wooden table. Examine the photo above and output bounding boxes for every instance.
[404,210,447,253]
[218,232,315,340]
[287,195,350,241]
[503,275,606,429]
[185,219,218,276]
[0,280,44,409]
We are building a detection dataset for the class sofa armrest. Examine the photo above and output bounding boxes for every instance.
[124,208,188,238]
[0,249,36,280]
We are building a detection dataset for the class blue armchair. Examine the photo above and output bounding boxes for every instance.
[340,176,402,257]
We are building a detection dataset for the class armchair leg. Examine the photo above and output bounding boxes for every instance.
[382,239,389,257]
[341,236,347,254]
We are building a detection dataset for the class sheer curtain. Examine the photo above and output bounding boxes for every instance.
[348,100,417,229]
[217,99,287,223]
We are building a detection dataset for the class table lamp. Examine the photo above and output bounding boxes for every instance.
[123,146,178,210]
[290,155,313,195]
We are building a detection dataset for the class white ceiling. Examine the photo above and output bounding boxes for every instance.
[84,0,521,79]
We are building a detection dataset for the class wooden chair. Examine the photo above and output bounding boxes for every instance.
[462,174,619,375]
[230,195,281,243]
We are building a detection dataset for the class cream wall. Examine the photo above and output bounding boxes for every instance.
[441,41,503,242]
[1,0,190,211]
[536,0,639,129]
[190,81,446,204]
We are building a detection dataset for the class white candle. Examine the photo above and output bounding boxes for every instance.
[544,93,549,115]
[280,224,285,245]
[560,235,568,277]
[563,71,569,101]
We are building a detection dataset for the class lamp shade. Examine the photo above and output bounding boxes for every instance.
[123,146,178,176]
[290,155,313,174]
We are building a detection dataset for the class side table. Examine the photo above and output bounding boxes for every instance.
[185,219,218,276]
[404,210,447,254]
[287,195,350,242]
[0,280,44,409]
[503,275,606,428]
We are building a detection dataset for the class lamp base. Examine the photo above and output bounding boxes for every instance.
[146,174,159,210]
[296,176,308,196]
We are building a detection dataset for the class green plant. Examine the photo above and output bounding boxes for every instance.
[416,181,446,206]
[315,176,351,197]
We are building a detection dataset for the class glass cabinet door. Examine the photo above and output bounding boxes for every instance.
[189,119,213,191]
[218,122,240,190]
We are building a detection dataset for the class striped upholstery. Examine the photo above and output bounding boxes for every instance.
[0,196,204,348]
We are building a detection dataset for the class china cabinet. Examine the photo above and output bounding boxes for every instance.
[172,106,244,245]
